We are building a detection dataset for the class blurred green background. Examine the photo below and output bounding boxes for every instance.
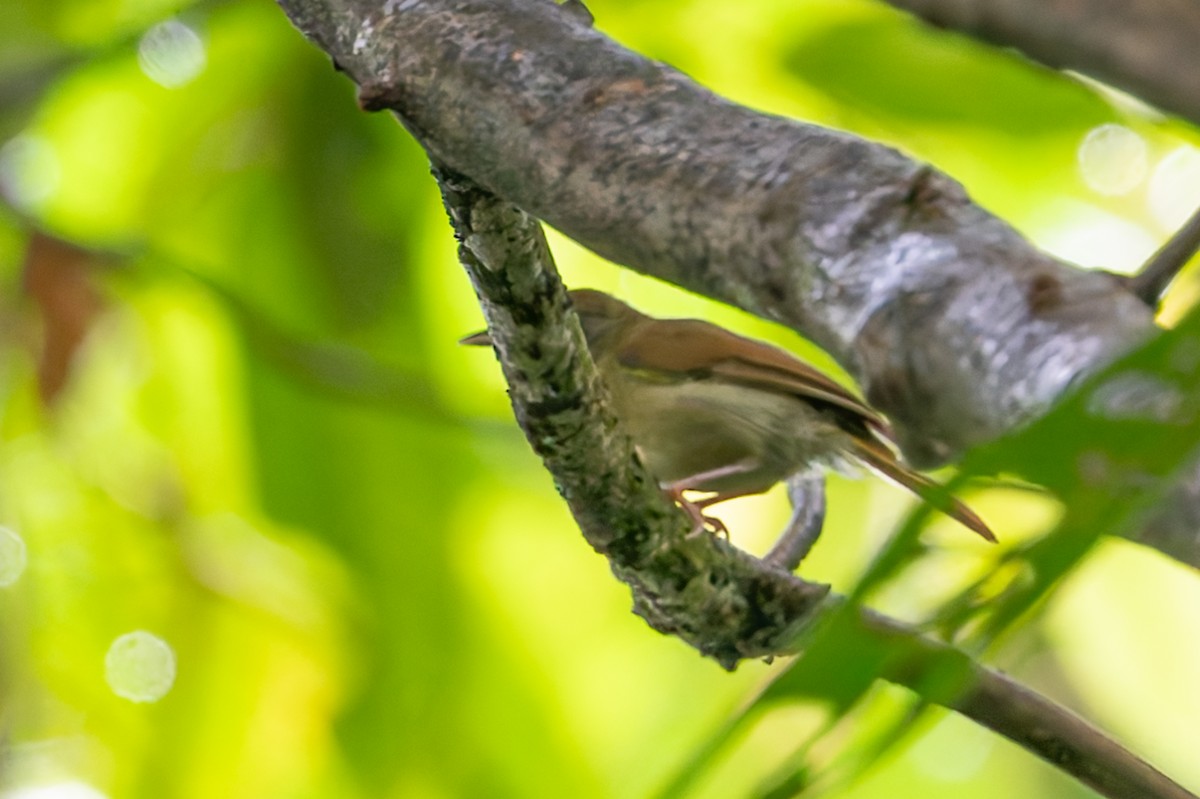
[1,0,1199,797]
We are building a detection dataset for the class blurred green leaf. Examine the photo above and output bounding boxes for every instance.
[716,304,1200,795]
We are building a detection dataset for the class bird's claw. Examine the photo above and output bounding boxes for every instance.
[670,490,729,539]
[657,475,729,537]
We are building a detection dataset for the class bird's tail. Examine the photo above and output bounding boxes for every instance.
[852,440,996,543]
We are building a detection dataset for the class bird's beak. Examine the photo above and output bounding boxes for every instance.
[459,330,493,346]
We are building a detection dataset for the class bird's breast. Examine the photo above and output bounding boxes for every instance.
[604,366,852,494]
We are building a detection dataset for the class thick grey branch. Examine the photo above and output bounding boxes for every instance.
[275,0,1153,455]
[879,0,1200,128]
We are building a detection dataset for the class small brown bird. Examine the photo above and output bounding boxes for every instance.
[463,289,994,542]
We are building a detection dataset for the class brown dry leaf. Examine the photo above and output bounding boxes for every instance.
[21,231,105,404]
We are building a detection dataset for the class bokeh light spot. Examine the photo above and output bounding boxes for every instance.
[0,526,28,587]
[1148,145,1200,231]
[1077,123,1148,196]
[3,782,109,799]
[906,716,994,782]
[137,20,206,89]
[104,631,176,702]
[0,134,62,211]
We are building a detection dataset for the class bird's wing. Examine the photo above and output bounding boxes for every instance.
[616,318,888,431]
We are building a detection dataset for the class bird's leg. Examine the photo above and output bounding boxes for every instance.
[669,491,728,539]
[659,459,762,538]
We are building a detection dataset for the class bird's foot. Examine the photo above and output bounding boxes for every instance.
[666,487,729,539]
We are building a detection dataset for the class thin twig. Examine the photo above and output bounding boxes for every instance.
[763,473,826,571]
[1128,203,1200,306]
[863,607,1198,799]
